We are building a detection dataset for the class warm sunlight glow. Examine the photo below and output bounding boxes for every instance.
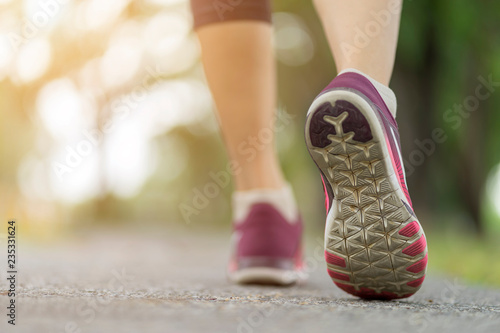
[15,38,52,83]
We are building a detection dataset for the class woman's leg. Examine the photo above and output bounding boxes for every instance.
[191,0,303,285]
[313,0,402,85]
[196,21,285,191]
[306,0,428,299]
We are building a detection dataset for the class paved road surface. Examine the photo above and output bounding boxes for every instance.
[1,228,499,333]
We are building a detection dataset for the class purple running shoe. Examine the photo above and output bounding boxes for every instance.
[227,187,304,285]
[305,69,428,299]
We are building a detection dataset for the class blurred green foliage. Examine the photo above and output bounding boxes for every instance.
[427,229,500,286]
[396,0,500,233]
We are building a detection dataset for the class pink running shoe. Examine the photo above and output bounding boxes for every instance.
[305,69,428,299]
[227,187,304,285]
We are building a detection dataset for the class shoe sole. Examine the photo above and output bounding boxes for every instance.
[305,89,428,299]
[227,267,305,286]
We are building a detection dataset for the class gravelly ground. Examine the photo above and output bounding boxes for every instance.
[0,228,499,333]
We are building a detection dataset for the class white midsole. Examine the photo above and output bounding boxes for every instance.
[227,267,307,285]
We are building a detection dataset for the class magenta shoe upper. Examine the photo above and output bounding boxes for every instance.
[230,203,303,271]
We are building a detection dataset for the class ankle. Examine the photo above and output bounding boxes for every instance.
[234,177,286,191]
[337,67,397,118]
[232,184,299,222]
[233,161,286,191]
